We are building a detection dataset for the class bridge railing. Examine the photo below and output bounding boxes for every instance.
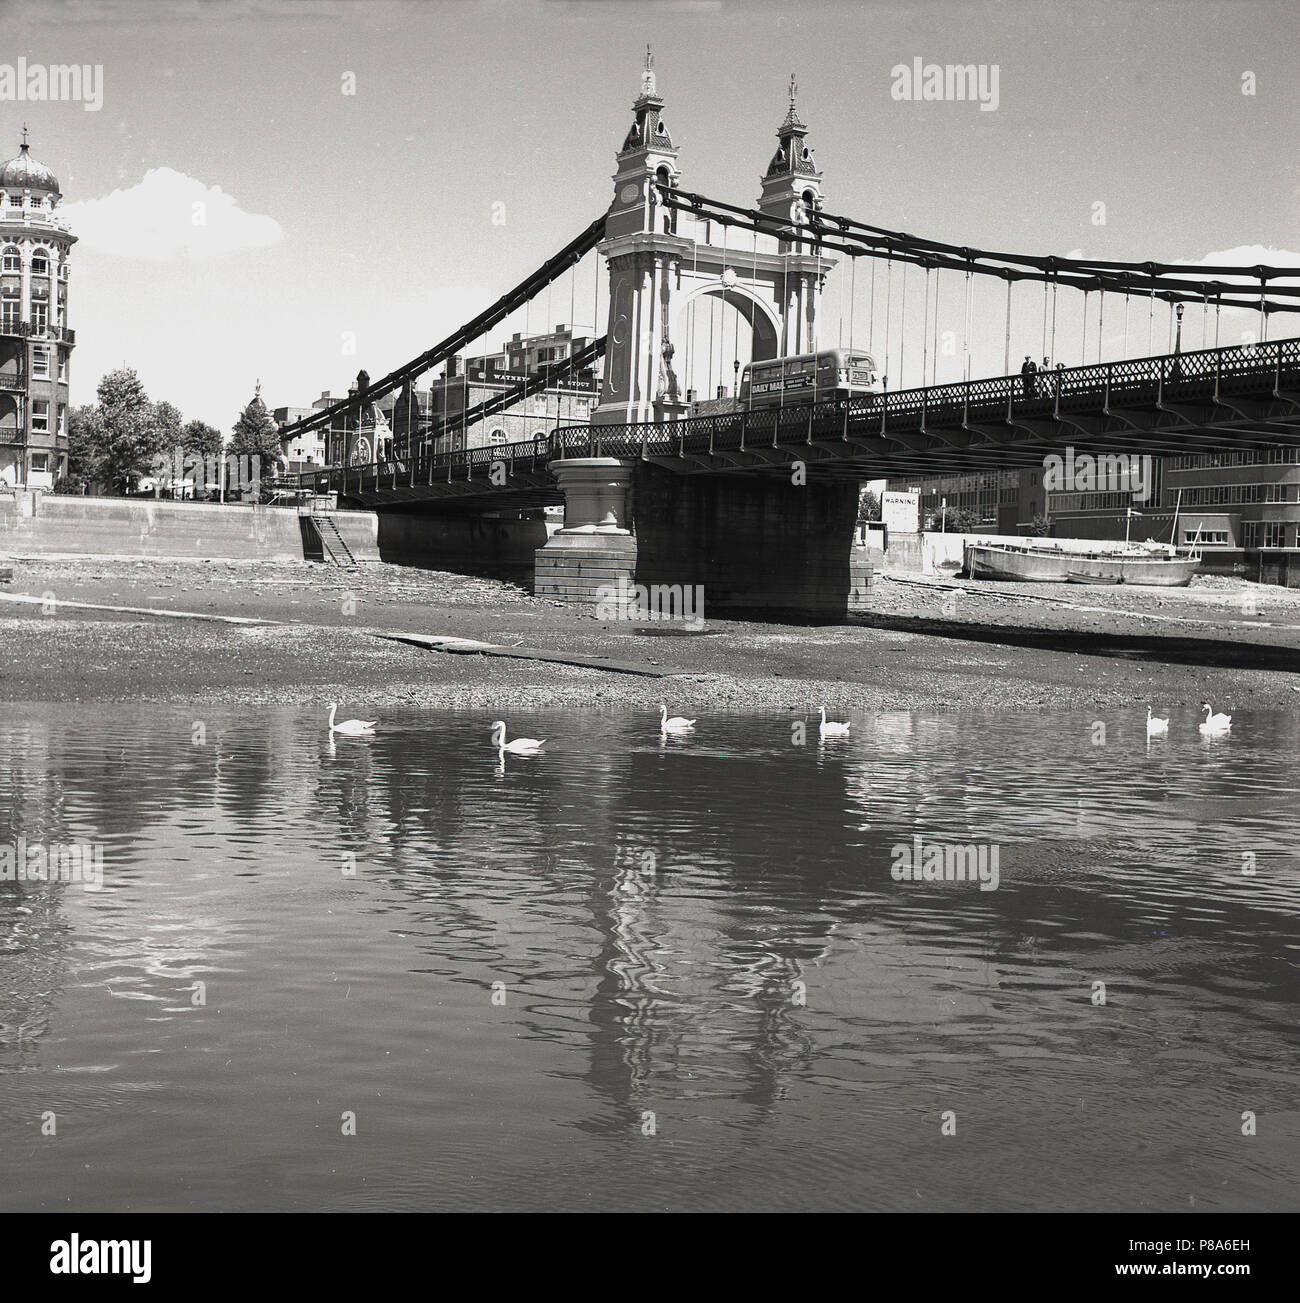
[287,337,1300,495]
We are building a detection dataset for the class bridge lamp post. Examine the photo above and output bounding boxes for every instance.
[733,359,740,399]
[1174,302,1185,355]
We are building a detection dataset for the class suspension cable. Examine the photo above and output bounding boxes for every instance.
[899,258,908,387]
[849,250,857,353]
[969,264,979,380]
[1040,276,1048,360]
[933,264,942,384]
[868,254,875,353]
[921,261,931,388]
[1002,272,1011,376]
[883,248,893,389]
[1049,270,1058,365]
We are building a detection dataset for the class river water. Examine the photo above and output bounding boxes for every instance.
[0,704,1296,1211]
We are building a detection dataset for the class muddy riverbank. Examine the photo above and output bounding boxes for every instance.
[1,557,1296,712]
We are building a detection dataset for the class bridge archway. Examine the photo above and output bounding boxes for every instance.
[673,280,781,399]
[674,281,781,359]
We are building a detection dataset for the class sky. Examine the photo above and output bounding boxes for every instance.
[5,0,1299,430]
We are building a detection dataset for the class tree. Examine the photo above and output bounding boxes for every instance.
[151,400,184,453]
[96,368,166,492]
[927,506,981,534]
[230,383,284,484]
[181,418,224,461]
[63,403,105,491]
[1027,512,1052,537]
[857,487,882,523]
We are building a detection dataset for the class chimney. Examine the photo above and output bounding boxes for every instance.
[447,355,460,379]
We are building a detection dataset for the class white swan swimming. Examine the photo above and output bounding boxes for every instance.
[491,721,546,754]
[328,702,376,735]
[819,705,851,738]
[660,704,696,735]
[1199,703,1232,735]
[1146,707,1169,736]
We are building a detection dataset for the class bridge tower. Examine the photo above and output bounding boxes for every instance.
[757,75,830,356]
[592,47,692,427]
[538,62,862,620]
[593,62,836,429]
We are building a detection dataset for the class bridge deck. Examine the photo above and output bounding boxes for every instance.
[293,338,1300,507]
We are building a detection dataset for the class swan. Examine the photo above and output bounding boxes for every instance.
[1146,707,1169,736]
[660,704,696,735]
[328,702,376,735]
[1199,703,1232,735]
[491,721,545,754]
[819,705,851,738]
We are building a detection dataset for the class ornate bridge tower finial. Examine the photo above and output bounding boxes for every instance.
[642,44,656,97]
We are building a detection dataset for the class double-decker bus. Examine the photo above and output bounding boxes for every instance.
[739,348,880,409]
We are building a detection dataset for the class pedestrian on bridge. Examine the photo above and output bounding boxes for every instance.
[1021,355,1038,397]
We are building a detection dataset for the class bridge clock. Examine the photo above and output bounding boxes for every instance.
[619,182,640,206]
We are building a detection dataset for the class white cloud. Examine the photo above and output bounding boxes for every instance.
[61,167,284,261]
[1173,245,1300,293]
[1178,244,1300,269]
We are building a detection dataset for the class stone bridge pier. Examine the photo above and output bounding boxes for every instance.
[533,457,873,621]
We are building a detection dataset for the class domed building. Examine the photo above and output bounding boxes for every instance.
[0,129,75,489]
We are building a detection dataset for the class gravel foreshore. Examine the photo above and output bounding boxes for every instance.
[1,556,1297,712]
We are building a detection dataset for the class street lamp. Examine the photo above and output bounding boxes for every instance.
[1174,302,1185,355]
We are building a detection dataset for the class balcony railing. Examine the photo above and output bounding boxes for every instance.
[0,209,71,232]
[0,320,64,341]
[0,371,28,390]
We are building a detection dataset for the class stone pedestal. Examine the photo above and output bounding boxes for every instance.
[551,457,634,534]
[534,458,638,608]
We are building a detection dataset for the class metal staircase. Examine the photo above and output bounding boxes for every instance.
[299,499,357,567]
[316,514,357,566]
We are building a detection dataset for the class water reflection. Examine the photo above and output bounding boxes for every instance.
[0,704,1297,1211]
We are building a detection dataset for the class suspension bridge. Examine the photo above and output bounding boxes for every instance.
[281,56,1300,618]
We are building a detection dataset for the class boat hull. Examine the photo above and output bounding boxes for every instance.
[967,544,1199,587]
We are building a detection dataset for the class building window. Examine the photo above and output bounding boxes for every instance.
[7,194,20,206]
[30,452,48,472]
[1263,521,1288,549]
[1,246,18,273]
[1242,522,1261,548]
[32,346,48,377]
[1,296,18,332]
[57,350,67,380]
[57,404,66,435]
[31,251,48,275]
[489,428,506,445]
[31,400,49,433]
[31,301,47,334]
